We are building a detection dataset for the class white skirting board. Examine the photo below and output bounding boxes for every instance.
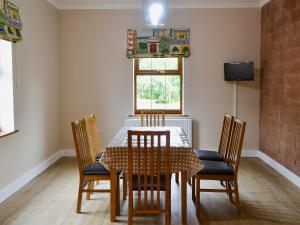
[242,150,300,187]
[0,148,299,204]
[0,150,62,204]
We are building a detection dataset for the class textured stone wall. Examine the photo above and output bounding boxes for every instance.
[260,0,300,176]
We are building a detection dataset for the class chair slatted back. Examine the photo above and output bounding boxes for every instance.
[141,110,165,127]
[218,114,234,159]
[85,114,101,161]
[127,130,170,213]
[226,119,246,175]
[71,119,93,175]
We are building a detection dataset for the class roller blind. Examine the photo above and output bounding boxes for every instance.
[0,0,22,43]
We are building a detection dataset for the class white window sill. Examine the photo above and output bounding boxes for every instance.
[0,130,19,139]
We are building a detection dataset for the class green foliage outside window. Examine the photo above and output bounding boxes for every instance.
[137,76,180,104]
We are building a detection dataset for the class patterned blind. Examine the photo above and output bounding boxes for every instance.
[127,28,190,58]
[0,0,22,43]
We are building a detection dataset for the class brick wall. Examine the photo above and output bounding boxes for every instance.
[260,0,300,176]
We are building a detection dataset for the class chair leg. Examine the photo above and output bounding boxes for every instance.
[86,181,92,200]
[220,180,226,187]
[123,172,127,200]
[234,181,240,215]
[128,209,133,225]
[175,172,179,184]
[128,187,133,225]
[196,175,201,220]
[165,174,171,225]
[191,176,195,202]
[227,182,234,204]
[76,180,83,213]
[91,181,95,195]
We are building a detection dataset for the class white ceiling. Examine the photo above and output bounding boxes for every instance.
[46,0,270,10]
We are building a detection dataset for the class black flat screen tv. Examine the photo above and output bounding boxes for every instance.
[224,61,254,81]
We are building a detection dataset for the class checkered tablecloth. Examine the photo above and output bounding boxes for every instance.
[101,127,203,178]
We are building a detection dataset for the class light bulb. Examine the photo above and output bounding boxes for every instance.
[149,2,164,26]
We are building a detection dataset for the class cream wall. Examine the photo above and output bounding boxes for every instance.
[59,8,260,150]
[0,0,60,189]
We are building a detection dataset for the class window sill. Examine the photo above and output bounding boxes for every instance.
[0,130,19,139]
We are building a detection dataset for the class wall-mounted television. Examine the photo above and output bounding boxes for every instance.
[224,61,254,81]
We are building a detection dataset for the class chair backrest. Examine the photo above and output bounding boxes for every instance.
[226,119,246,176]
[127,130,170,212]
[71,119,93,175]
[85,114,101,160]
[218,113,234,159]
[140,110,165,127]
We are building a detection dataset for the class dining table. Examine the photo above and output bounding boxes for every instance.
[100,126,203,225]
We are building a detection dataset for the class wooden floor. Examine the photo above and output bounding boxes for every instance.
[0,157,299,225]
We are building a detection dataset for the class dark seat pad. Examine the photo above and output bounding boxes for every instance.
[198,160,233,175]
[132,175,170,191]
[194,149,224,162]
[83,162,110,176]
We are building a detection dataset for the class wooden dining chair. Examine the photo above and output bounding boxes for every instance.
[71,118,121,213]
[140,110,165,127]
[85,114,102,161]
[127,130,171,225]
[193,119,246,219]
[194,113,234,162]
[85,114,128,201]
[192,114,234,193]
[85,114,109,199]
[140,110,177,183]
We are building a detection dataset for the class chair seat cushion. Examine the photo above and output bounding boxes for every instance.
[194,149,224,162]
[83,162,110,176]
[132,175,169,191]
[95,152,103,161]
[198,160,233,175]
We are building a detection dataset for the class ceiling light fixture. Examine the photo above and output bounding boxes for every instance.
[143,0,168,27]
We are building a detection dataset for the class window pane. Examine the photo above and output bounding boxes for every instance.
[136,76,152,109]
[151,58,165,71]
[151,76,166,109]
[0,40,14,131]
[166,76,181,110]
[138,58,178,71]
[139,58,152,70]
[165,58,178,70]
[136,74,180,111]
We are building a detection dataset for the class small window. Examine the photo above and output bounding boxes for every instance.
[0,39,15,134]
[134,58,183,114]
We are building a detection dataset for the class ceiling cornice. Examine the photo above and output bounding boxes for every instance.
[46,0,270,10]
[47,0,61,9]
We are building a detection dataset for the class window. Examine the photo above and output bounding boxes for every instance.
[0,39,15,136]
[134,58,183,114]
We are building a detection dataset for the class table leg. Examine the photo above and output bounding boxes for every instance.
[191,176,195,202]
[175,172,180,184]
[116,173,120,216]
[110,168,117,222]
[123,172,127,200]
[196,175,200,221]
[181,171,187,225]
